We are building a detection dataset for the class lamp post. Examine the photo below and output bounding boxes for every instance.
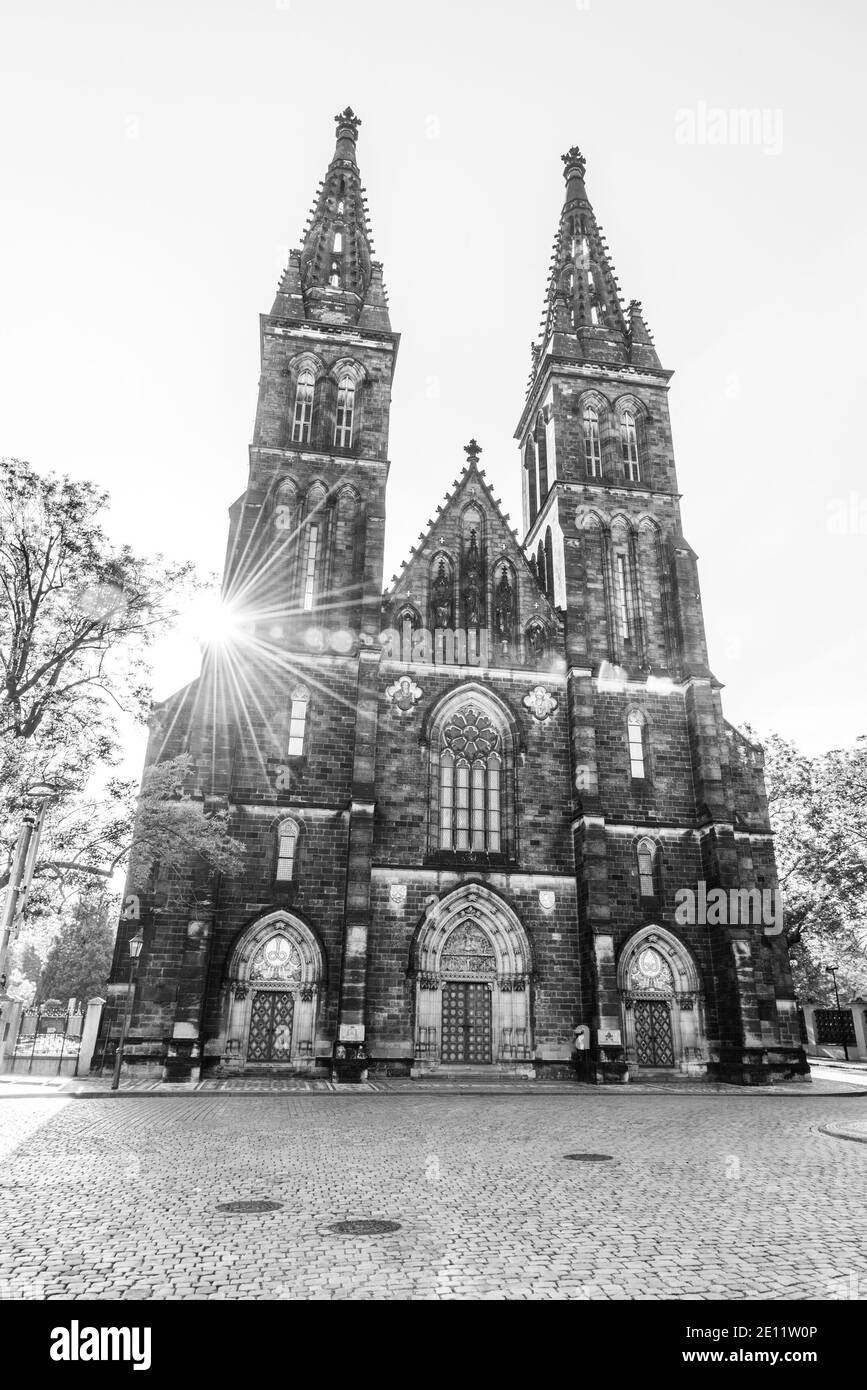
[111,930,144,1091]
[824,962,850,1062]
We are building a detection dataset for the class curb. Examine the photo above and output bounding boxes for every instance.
[0,1083,866,1100]
[817,1123,867,1145]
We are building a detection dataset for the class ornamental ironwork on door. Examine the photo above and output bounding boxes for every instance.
[247,990,294,1062]
[441,981,492,1064]
[634,998,674,1067]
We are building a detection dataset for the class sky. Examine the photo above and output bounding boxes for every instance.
[1,0,865,771]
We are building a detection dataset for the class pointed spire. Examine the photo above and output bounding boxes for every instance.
[626,299,661,369]
[271,108,391,330]
[534,145,652,373]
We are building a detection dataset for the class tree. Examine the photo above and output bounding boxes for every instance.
[755,729,867,1002]
[0,456,194,895]
[36,892,117,1005]
[0,458,245,977]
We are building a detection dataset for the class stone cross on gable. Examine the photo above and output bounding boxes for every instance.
[463,439,482,465]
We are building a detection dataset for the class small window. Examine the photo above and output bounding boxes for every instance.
[621,410,640,481]
[337,198,345,216]
[291,369,314,444]
[616,554,629,640]
[583,405,602,478]
[637,837,657,898]
[302,525,319,611]
[333,231,343,253]
[288,693,308,757]
[628,711,646,780]
[334,375,355,448]
[275,821,298,882]
[329,260,341,288]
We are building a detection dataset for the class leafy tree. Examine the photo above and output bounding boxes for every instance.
[0,456,193,892]
[0,459,244,924]
[36,892,117,1005]
[754,729,867,1003]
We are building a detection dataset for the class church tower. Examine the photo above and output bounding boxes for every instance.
[515,147,806,1084]
[105,121,805,1087]
[107,109,400,1082]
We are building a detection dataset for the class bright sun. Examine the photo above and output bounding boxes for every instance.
[180,591,240,649]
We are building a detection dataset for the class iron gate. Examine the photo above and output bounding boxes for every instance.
[815,1009,856,1046]
[11,1002,84,1075]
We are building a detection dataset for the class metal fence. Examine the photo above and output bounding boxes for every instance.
[10,1002,84,1075]
[814,1008,857,1046]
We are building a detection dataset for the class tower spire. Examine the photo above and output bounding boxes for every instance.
[271,107,391,331]
[534,146,659,372]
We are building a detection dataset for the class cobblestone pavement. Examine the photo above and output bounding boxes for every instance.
[1,1091,866,1301]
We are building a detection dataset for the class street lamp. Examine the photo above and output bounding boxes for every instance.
[111,930,144,1091]
[824,962,850,1062]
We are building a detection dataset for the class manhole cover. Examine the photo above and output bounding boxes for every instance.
[327,1219,401,1236]
[563,1153,613,1162]
[215,1199,283,1213]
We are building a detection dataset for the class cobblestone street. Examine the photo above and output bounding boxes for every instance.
[2,1089,866,1301]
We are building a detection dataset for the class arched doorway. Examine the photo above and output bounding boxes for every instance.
[618,926,706,1076]
[411,886,533,1074]
[221,912,323,1072]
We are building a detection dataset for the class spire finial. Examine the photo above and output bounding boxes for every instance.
[464,439,482,465]
[334,106,361,141]
[561,145,586,180]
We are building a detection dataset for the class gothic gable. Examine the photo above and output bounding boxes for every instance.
[382,442,562,671]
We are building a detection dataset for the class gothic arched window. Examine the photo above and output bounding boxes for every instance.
[275,819,300,882]
[292,369,314,444]
[396,605,421,662]
[493,564,515,649]
[583,404,602,478]
[274,480,297,535]
[544,527,555,602]
[535,414,548,502]
[636,837,658,899]
[524,439,538,525]
[627,709,647,780]
[334,375,355,447]
[620,409,640,481]
[438,704,503,853]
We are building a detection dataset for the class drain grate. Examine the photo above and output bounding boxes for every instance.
[326,1219,401,1236]
[563,1153,613,1162]
[216,1199,283,1213]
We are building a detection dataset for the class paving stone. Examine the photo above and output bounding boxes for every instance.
[0,1092,865,1300]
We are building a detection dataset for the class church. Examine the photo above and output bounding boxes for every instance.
[106,108,807,1085]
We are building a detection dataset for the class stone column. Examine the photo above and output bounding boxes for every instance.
[77,997,105,1076]
[0,996,23,1072]
[335,647,381,1081]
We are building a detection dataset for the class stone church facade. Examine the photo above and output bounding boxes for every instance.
[107,108,807,1085]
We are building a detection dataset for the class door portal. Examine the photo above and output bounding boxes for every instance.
[247,990,294,1062]
[634,998,675,1067]
[441,981,493,1064]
